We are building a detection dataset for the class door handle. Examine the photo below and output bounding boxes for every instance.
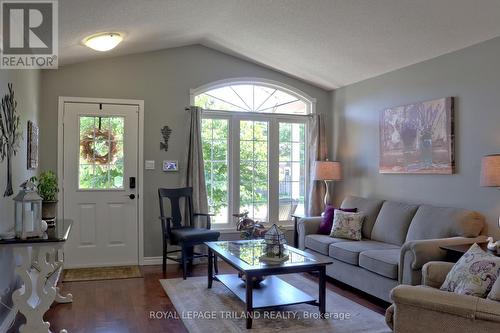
[127,194,136,200]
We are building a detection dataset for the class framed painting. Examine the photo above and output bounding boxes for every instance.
[27,120,39,170]
[379,97,454,174]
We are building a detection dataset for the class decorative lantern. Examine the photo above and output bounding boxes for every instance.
[263,224,287,259]
[14,180,43,240]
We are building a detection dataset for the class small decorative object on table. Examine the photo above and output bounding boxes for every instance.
[260,224,289,264]
[31,170,59,221]
[235,211,267,239]
[14,180,44,239]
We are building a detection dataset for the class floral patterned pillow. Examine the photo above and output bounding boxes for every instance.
[440,243,500,298]
[329,210,364,241]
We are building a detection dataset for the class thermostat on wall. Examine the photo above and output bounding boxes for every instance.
[163,160,178,172]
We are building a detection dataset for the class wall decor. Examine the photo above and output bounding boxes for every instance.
[27,120,39,170]
[0,83,22,196]
[160,125,172,152]
[379,97,454,174]
[162,160,178,172]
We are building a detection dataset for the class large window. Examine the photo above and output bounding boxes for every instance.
[195,80,313,227]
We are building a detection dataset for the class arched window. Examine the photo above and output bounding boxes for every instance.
[192,79,314,227]
[193,81,312,115]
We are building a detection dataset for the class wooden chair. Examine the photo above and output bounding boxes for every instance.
[158,187,220,279]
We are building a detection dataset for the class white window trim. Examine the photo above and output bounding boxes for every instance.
[193,78,315,229]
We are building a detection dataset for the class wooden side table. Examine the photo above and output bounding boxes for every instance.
[291,214,305,248]
[440,242,496,262]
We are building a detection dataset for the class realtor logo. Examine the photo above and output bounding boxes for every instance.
[1,0,58,68]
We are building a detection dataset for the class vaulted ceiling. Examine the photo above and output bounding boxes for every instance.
[59,0,500,90]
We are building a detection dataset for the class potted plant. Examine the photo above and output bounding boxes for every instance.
[31,171,59,219]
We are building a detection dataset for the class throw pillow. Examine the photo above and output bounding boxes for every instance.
[487,272,500,301]
[440,243,500,297]
[329,210,364,241]
[318,205,357,235]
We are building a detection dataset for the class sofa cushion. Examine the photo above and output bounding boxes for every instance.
[340,196,384,239]
[370,201,419,246]
[406,205,485,242]
[304,234,349,255]
[441,243,500,297]
[318,206,358,235]
[359,249,400,279]
[487,274,500,301]
[328,240,400,265]
[330,210,364,240]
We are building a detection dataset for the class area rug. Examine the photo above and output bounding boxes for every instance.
[62,265,142,282]
[160,274,390,333]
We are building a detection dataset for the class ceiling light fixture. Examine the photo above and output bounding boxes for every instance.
[83,32,123,52]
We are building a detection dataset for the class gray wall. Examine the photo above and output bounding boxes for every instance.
[0,69,40,326]
[331,37,500,238]
[40,44,330,257]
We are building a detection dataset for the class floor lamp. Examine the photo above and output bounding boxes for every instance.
[313,161,342,208]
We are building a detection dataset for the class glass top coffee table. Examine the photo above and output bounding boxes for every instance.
[205,239,333,329]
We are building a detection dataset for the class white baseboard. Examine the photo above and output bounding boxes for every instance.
[142,256,177,265]
[0,305,17,332]
[141,256,213,266]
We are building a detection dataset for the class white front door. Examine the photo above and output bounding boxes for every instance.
[62,101,139,268]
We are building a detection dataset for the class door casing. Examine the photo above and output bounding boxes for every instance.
[57,96,145,265]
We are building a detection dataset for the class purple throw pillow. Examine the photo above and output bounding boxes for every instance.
[317,205,358,235]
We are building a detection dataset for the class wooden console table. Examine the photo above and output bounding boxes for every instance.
[0,220,73,333]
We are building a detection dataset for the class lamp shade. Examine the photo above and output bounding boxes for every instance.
[313,161,342,181]
[480,154,500,187]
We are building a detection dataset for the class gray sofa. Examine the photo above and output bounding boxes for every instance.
[297,196,486,302]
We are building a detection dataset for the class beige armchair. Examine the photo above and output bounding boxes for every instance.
[386,261,500,333]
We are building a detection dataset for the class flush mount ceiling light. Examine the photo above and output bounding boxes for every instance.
[83,32,123,52]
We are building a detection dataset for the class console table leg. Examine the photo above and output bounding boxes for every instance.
[246,274,253,329]
[55,287,73,304]
[318,266,326,316]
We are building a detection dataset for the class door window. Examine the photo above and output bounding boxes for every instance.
[79,116,125,190]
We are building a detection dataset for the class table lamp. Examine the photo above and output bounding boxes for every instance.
[313,160,342,207]
[480,154,500,251]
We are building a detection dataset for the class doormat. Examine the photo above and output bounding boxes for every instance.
[62,265,143,282]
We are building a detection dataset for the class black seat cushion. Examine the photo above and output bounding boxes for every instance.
[170,227,220,245]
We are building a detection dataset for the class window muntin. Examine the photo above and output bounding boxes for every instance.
[195,83,308,115]
[79,116,124,190]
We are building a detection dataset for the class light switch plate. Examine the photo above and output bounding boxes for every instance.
[145,160,155,170]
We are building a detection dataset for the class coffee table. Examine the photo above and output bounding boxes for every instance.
[205,239,333,329]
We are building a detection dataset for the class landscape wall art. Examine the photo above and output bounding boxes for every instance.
[379,97,454,174]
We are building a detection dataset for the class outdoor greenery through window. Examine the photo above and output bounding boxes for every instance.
[79,116,124,190]
[201,118,229,224]
[196,82,311,226]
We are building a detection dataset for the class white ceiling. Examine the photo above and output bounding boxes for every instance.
[59,0,500,90]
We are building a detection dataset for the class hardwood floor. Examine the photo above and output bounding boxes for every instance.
[8,263,389,333]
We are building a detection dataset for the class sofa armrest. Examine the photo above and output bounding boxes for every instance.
[399,236,487,284]
[422,261,455,288]
[390,285,483,320]
[297,216,322,250]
